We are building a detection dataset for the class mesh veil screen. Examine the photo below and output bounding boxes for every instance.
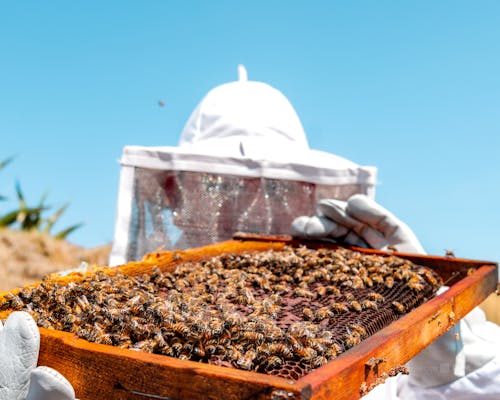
[127,168,371,261]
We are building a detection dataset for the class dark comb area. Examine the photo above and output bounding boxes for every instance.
[0,246,442,379]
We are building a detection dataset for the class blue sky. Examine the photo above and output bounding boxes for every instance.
[1,1,499,264]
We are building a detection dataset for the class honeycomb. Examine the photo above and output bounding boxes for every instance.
[0,246,442,379]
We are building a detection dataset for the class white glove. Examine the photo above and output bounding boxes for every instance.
[0,311,76,400]
[292,194,500,394]
[291,194,425,254]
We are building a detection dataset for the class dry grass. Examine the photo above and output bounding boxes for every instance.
[0,228,111,292]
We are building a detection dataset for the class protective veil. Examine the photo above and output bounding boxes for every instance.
[110,66,377,265]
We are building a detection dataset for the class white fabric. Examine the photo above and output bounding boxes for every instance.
[0,312,75,400]
[291,194,425,254]
[111,66,377,264]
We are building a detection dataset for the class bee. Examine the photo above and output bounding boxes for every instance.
[349,324,367,337]
[315,306,333,320]
[130,340,153,353]
[367,292,384,302]
[75,295,91,313]
[361,300,378,310]
[371,274,384,285]
[349,300,362,312]
[324,343,341,359]
[351,276,364,289]
[385,276,394,289]
[325,285,341,295]
[302,307,315,320]
[296,346,317,362]
[265,355,284,369]
[242,331,265,343]
[419,269,439,286]
[408,281,425,292]
[344,332,362,348]
[267,343,293,358]
[445,250,455,258]
[294,287,315,299]
[331,302,349,314]
[237,350,257,370]
[273,284,289,294]
[362,276,373,287]
[311,355,328,368]
[391,301,405,314]
[5,293,26,310]
[344,293,355,301]
[316,286,327,297]
[168,322,191,337]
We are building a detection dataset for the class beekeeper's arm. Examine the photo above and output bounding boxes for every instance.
[0,311,75,400]
[292,194,500,399]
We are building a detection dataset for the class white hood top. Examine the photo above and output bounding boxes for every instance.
[121,65,376,187]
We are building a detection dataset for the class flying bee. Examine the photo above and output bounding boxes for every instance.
[391,301,405,314]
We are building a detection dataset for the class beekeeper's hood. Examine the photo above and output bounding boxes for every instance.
[111,66,377,265]
[120,65,377,186]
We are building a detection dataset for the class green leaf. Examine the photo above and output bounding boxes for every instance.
[53,223,83,240]
[0,210,21,227]
[43,203,69,234]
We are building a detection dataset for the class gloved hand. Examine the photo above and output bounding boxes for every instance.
[291,194,425,254]
[292,194,500,395]
[0,311,76,400]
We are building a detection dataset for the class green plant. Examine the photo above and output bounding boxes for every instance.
[0,157,82,239]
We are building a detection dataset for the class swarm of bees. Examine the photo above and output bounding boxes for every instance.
[0,246,442,380]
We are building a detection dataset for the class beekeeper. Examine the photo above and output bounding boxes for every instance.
[1,66,499,400]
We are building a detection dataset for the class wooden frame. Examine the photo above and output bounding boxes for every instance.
[0,236,497,400]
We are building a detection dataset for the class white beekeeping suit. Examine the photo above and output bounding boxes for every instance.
[110,65,376,265]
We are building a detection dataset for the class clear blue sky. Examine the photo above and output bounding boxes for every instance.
[1,1,499,264]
